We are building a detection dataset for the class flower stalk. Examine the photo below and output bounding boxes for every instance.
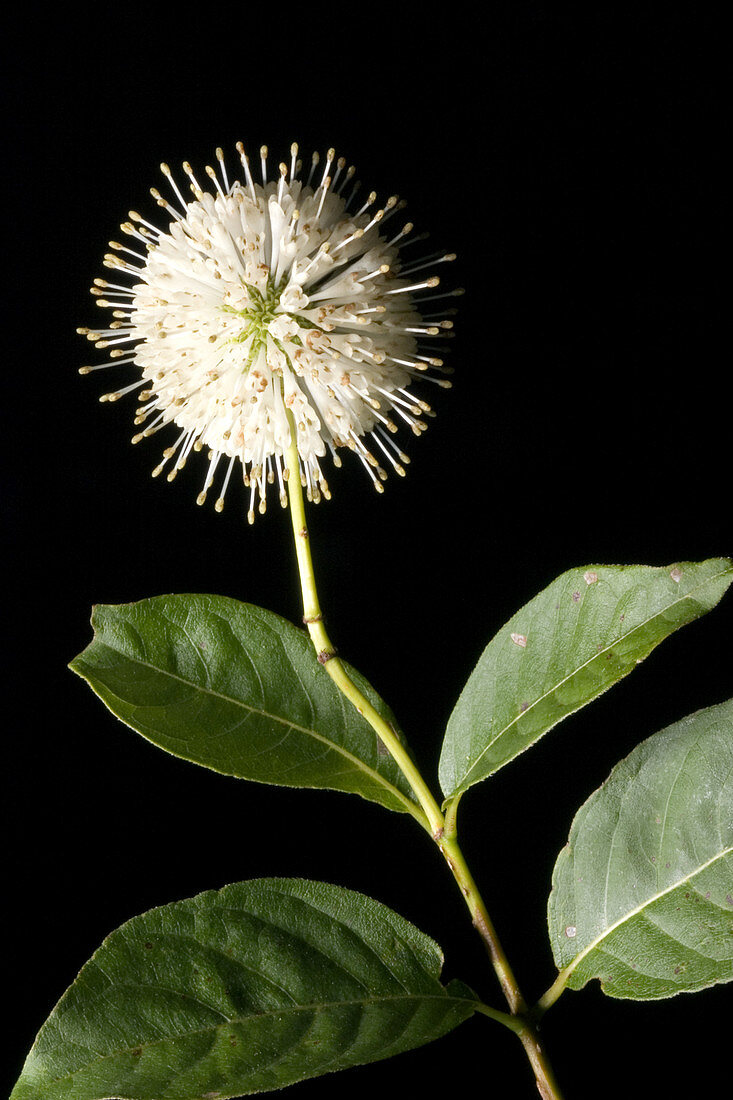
[284,415,438,835]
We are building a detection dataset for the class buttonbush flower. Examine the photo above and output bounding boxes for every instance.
[80,144,458,521]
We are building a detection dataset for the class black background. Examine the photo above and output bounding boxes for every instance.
[5,6,731,1099]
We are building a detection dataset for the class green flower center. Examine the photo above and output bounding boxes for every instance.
[223,278,286,343]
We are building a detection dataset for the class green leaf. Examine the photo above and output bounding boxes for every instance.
[70,594,418,814]
[12,879,477,1100]
[548,699,733,1000]
[439,559,733,800]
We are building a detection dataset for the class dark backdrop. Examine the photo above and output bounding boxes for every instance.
[6,7,730,1099]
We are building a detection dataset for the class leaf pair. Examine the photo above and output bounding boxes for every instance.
[13,702,733,1099]
[69,560,733,816]
[12,558,733,1099]
[434,557,732,1002]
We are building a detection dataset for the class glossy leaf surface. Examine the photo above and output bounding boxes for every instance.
[71,595,417,814]
[12,879,476,1099]
[549,699,733,999]
[439,559,732,799]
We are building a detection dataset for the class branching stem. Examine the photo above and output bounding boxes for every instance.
[284,416,564,1100]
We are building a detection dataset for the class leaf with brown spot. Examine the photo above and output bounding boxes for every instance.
[548,698,733,999]
[439,559,733,799]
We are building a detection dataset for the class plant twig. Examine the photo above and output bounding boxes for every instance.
[284,415,564,1099]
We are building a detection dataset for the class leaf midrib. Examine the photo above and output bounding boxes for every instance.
[35,991,476,1089]
[558,844,733,984]
[456,567,731,790]
[74,643,416,813]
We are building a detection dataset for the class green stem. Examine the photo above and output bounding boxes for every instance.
[437,832,526,1014]
[284,418,564,1099]
[284,429,438,836]
[474,1001,526,1035]
[516,1026,566,1100]
[534,971,569,1018]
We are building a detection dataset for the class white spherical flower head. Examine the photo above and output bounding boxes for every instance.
[81,143,458,522]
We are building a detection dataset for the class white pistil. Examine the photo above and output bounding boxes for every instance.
[235,143,258,203]
[99,379,146,403]
[216,147,229,193]
[343,177,361,208]
[160,163,188,211]
[315,176,331,220]
[370,430,406,476]
[413,285,465,304]
[108,240,147,263]
[384,276,440,296]
[205,164,226,200]
[79,356,137,374]
[387,221,414,246]
[215,455,237,512]
[331,156,346,190]
[355,191,377,218]
[320,148,335,189]
[357,264,390,283]
[335,164,356,195]
[306,150,319,187]
[399,251,457,277]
